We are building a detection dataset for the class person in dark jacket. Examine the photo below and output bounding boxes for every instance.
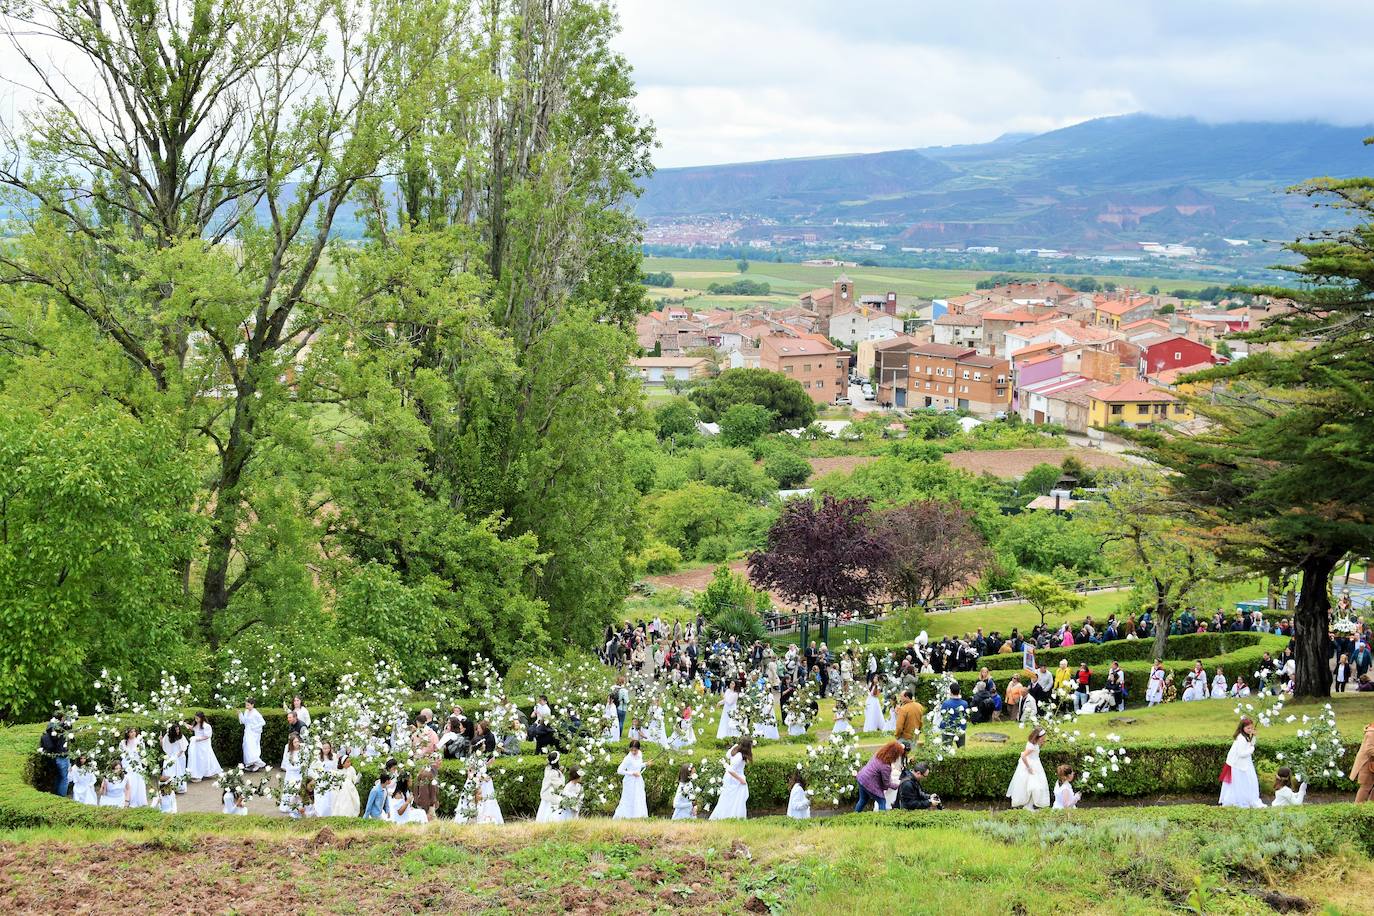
[40,718,70,797]
[896,762,941,810]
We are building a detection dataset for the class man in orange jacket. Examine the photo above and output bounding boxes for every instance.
[894,690,925,743]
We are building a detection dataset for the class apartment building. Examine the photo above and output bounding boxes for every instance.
[760,334,849,405]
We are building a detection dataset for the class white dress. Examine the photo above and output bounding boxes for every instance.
[1211,674,1228,697]
[753,702,780,741]
[1219,735,1265,808]
[672,784,695,820]
[831,711,854,735]
[863,692,884,733]
[1146,669,1165,705]
[1271,783,1307,807]
[604,703,621,742]
[280,749,303,812]
[159,793,178,814]
[72,765,98,805]
[1006,742,1051,810]
[316,757,338,817]
[613,753,649,819]
[334,767,361,817]
[239,709,266,768]
[716,690,740,739]
[646,709,669,748]
[188,723,222,780]
[670,717,697,749]
[1052,781,1080,809]
[709,752,748,820]
[787,783,811,819]
[121,740,148,808]
[475,776,503,825]
[393,791,429,824]
[223,790,247,815]
[98,777,126,807]
[161,735,188,786]
[559,781,582,821]
[536,767,565,823]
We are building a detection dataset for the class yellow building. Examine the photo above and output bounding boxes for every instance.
[1088,379,1192,428]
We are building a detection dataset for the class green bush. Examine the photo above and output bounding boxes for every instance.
[764,451,812,489]
[976,632,1271,672]
[710,607,767,642]
[696,535,733,563]
[635,541,682,574]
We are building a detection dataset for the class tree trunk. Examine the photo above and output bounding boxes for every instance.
[1150,603,1173,663]
[1292,551,1341,698]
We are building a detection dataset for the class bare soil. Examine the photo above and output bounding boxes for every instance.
[942,448,1127,479]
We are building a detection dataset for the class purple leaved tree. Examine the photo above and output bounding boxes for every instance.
[747,494,888,618]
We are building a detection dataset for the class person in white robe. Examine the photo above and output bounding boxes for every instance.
[558,769,583,821]
[863,684,885,733]
[71,756,99,805]
[158,781,178,814]
[1052,765,1080,809]
[238,701,267,771]
[1211,668,1228,698]
[787,773,811,819]
[290,696,311,733]
[333,757,361,817]
[1219,717,1265,808]
[613,742,650,819]
[280,735,304,813]
[672,764,696,820]
[716,686,740,739]
[535,752,566,823]
[1145,663,1166,706]
[709,741,751,821]
[1270,766,1307,807]
[1006,727,1051,811]
[161,725,188,792]
[645,700,670,748]
[98,763,129,807]
[315,744,338,817]
[475,768,503,825]
[603,697,621,742]
[670,709,697,749]
[188,713,222,781]
[121,729,149,808]
[223,789,248,815]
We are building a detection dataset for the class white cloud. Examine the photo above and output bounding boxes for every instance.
[612,0,1374,167]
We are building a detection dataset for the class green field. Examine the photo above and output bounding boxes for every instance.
[643,256,1221,304]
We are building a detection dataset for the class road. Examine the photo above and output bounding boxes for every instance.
[846,381,886,414]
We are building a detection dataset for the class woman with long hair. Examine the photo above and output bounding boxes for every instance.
[709,738,753,820]
[613,739,650,819]
[161,723,188,793]
[1219,716,1264,808]
[187,712,222,781]
[853,740,904,812]
[536,751,565,824]
[280,733,304,813]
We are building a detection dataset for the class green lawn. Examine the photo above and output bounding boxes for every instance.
[644,256,1220,302]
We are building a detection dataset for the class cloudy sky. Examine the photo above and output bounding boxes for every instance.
[613,0,1374,168]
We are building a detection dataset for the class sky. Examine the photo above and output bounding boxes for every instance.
[613,0,1374,168]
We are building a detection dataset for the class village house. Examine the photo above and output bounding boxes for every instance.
[1093,294,1157,330]
[869,335,924,400]
[759,334,849,405]
[931,311,985,351]
[829,304,903,347]
[896,343,1010,415]
[629,356,713,387]
[1088,379,1193,428]
[1138,334,1216,379]
[798,275,859,336]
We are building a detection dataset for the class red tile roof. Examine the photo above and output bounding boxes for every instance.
[1090,379,1179,403]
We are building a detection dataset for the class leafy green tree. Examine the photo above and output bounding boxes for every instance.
[1018,463,1063,497]
[698,448,776,501]
[737,259,750,273]
[646,482,751,556]
[697,564,762,619]
[719,403,775,447]
[655,399,699,443]
[764,451,812,489]
[997,512,1105,577]
[814,457,1001,536]
[0,407,198,719]
[689,368,816,430]
[1015,573,1085,628]
[1086,471,1233,661]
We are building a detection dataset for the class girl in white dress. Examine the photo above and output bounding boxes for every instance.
[787,772,811,819]
[121,728,149,808]
[672,763,696,820]
[223,789,248,815]
[239,700,267,771]
[535,752,566,823]
[391,776,428,824]
[1052,765,1080,810]
[1006,727,1051,811]
[334,756,361,817]
[559,768,583,821]
[670,708,696,749]
[1145,663,1165,706]
[475,767,503,825]
[1230,678,1251,698]
[604,695,621,742]
[1219,716,1265,808]
[709,739,751,821]
[613,741,650,819]
[1211,667,1228,698]
[161,724,188,792]
[280,734,304,812]
[71,755,99,806]
[645,700,670,748]
[157,779,178,814]
[716,685,740,740]
[188,713,222,781]
[98,762,129,807]
[863,683,884,733]
[1270,766,1307,807]
[290,696,311,733]
[315,742,338,817]
[832,703,854,735]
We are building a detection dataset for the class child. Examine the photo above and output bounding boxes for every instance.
[99,762,129,808]
[223,787,248,816]
[535,751,565,824]
[832,702,854,735]
[1006,727,1050,811]
[672,763,697,820]
[1271,766,1308,807]
[71,754,98,806]
[559,767,583,821]
[613,740,649,819]
[158,778,178,814]
[786,771,811,820]
[1052,764,1080,810]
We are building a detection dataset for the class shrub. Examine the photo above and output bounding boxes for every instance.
[635,541,682,574]
[696,535,733,562]
[764,451,812,489]
[710,607,767,642]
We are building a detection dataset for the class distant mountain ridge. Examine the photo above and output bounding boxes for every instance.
[635,115,1374,249]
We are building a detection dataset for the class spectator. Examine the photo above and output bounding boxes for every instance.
[939,684,971,748]
[896,761,942,810]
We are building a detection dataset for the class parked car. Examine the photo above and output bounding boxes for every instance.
[834,396,852,406]
[863,389,876,402]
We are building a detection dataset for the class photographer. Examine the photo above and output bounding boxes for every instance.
[896,761,942,810]
[39,716,71,797]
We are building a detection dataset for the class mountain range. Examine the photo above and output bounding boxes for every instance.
[634,115,1374,250]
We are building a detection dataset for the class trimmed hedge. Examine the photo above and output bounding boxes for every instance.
[9,716,1359,828]
[976,632,1273,672]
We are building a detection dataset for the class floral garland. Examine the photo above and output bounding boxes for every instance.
[213,647,306,710]
[1275,703,1346,785]
[800,729,861,808]
[783,678,819,732]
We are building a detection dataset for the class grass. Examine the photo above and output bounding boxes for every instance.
[2,807,1372,913]
[643,256,1220,303]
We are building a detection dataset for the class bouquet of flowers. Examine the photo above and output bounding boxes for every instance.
[215,765,272,801]
[783,678,818,733]
[1076,731,1132,794]
[214,647,306,710]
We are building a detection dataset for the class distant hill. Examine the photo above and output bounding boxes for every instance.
[635,115,1374,248]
